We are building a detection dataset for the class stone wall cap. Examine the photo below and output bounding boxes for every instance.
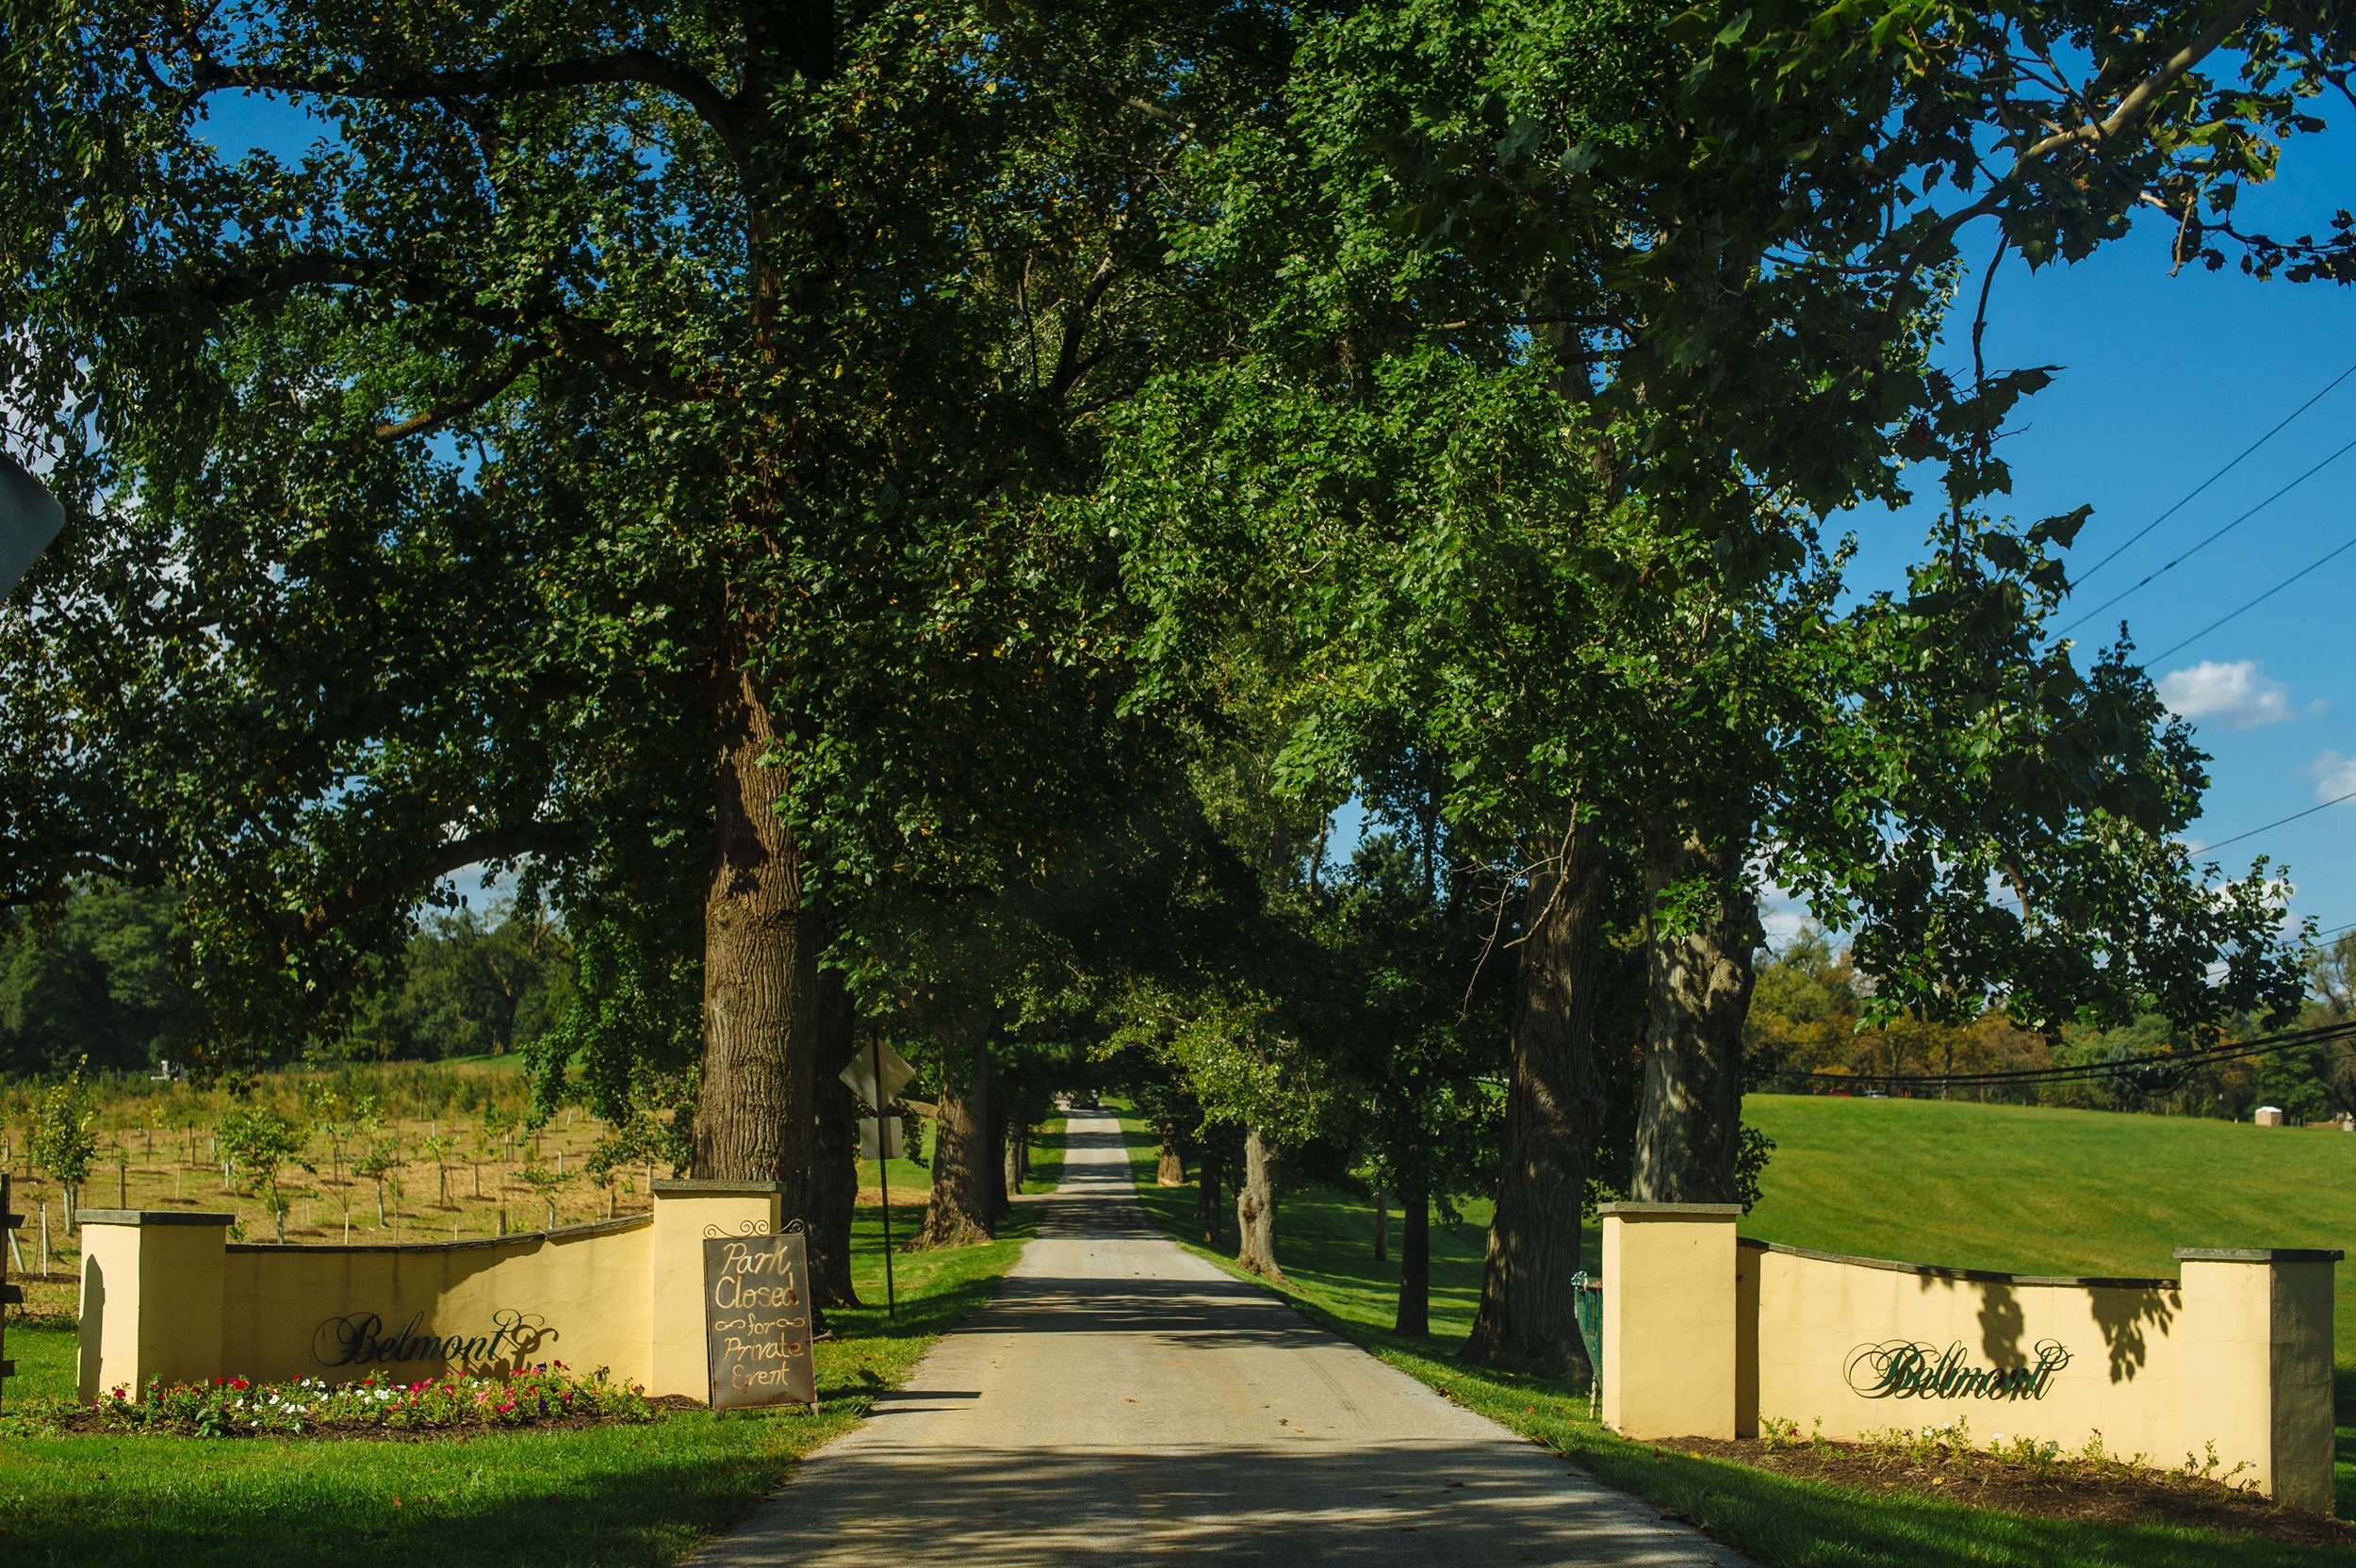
[2174,1246,2346,1264]
[651,1179,783,1196]
[1594,1202,1744,1217]
[74,1209,237,1227]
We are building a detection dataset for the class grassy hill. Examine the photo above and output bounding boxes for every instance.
[1741,1094,2356,1364]
[1203,1095,2356,1364]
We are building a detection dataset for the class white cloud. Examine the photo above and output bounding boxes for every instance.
[2157,660,2294,729]
[2306,752,2356,803]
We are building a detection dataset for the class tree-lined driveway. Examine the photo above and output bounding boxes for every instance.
[698,1113,1745,1566]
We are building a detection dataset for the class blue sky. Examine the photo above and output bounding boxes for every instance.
[1829,118,2356,948]
[197,91,2356,942]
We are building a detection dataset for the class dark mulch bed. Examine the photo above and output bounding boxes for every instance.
[1666,1432,2356,1548]
[22,1394,705,1442]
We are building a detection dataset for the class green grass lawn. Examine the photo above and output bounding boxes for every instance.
[1115,1101,2356,1567]
[1742,1094,2356,1353]
[0,1120,1065,1567]
[1021,1116,1068,1195]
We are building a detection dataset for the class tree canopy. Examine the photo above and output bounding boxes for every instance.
[4,0,2350,1366]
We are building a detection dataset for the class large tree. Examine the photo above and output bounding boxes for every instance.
[1103,0,2323,1377]
[0,0,1286,1207]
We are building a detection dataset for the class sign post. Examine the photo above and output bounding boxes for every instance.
[0,1175,20,1410]
[839,1039,915,1319]
[700,1225,817,1413]
[0,453,63,595]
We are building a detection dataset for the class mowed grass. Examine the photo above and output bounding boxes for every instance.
[0,1125,1062,1568]
[1742,1093,2356,1361]
[1115,1102,2356,1566]
[1021,1116,1068,1195]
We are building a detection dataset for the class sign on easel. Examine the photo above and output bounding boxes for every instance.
[701,1228,817,1412]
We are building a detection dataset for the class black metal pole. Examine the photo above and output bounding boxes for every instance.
[874,1036,896,1319]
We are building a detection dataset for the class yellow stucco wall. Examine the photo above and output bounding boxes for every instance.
[646,1181,783,1401]
[2267,1259,2338,1512]
[220,1216,656,1386]
[75,1181,786,1408]
[1745,1244,2186,1461]
[1602,1221,2338,1509]
[1600,1204,1742,1441]
[76,1211,231,1401]
[2176,1255,2275,1492]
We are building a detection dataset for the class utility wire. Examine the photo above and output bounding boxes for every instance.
[2073,361,2356,587]
[1772,1014,2356,1092]
[2137,530,2356,666]
[2198,786,2356,854]
[2062,432,2356,634]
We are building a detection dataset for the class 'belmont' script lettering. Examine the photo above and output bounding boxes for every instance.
[313,1307,550,1368]
[1846,1339,2070,1401]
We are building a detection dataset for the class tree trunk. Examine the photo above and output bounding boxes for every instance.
[1463,822,1610,1377]
[984,1091,1009,1224]
[1235,1125,1283,1280]
[1373,1179,1388,1261]
[692,649,818,1248]
[1154,1131,1186,1186]
[1000,1105,1023,1211]
[1395,1181,1429,1338]
[1196,1147,1222,1248]
[1632,820,1760,1203]
[910,1031,993,1248]
[810,964,862,1309]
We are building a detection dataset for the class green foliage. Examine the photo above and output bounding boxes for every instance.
[0,0,1266,1085]
[27,1058,97,1188]
[0,885,190,1075]
[525,915,696,1171]
[0,888,577,1077]
[215,1103,315,1234]
[1314,834,1509,1205]
[336,900,575,1064]
[1745,924,2356,1121]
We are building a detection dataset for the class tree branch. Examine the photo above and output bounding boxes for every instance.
[1044,253,1122,403]
[372,345,547,440]
[197,251,712,400]
[2019,0,2263,163]
[184,48,748,164]
[301,824,580,938]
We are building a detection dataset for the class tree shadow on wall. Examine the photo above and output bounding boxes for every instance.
[1972,1280,2176,1386]
[2090,1286,2178,1384]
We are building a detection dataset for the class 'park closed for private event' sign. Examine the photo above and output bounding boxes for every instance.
[701,1231,817,1412]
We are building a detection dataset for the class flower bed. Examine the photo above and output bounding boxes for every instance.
[88,1362,656,1438]
[1669,1416,2356,1549]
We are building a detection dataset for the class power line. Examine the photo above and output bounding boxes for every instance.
[2061,432,2356,634]
[2135,529,2356,667]
[2073,361,2356,587]
[1772,1014,2356,1093]
[2199,786,2356,854]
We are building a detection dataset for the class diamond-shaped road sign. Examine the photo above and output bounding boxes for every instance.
[0,452,62,595]
[839,1040,916,1114]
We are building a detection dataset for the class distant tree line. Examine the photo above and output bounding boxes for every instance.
[0,887,572,1078]
[1747,927,2356,1123]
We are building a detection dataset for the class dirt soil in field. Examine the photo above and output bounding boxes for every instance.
[1668,1432,2356,1549]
